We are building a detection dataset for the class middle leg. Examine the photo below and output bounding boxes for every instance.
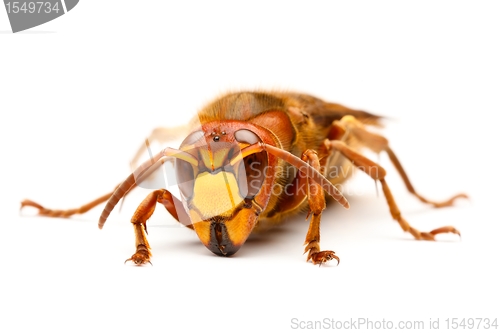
[324,139,460,241]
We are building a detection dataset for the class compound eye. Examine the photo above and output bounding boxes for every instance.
[175,159,195,199]
[234,129,259,144]
[235,150,268,199]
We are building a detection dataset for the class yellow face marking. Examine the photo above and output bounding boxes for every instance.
[198,145,233,171]
[198,148,212,170]
[211,149,231,170]
[190,171,244,220]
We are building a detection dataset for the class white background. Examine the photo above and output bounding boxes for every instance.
[1,1,499,332]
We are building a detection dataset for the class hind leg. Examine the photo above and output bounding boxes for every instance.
[322,116,466,240]
[331,116,467,208]
[325,139,461,240]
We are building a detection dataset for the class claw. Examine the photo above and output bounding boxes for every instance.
[430,193,469,208]
[20,199,45,211]
[304,240,339,266]
[20,199,53,216]
[311,251,339,266]
[124,249,152,266]
[430,226,461,238]
[412,225,461,241]
[124,257,153,266]
[124,258,153,266]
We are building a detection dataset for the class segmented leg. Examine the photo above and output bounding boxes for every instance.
[22,185,189,265]
[332,116,468,207]
[125,189,185,265]
[324,138,461,240]
[20,190,115,218]
[302,149,339,266]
